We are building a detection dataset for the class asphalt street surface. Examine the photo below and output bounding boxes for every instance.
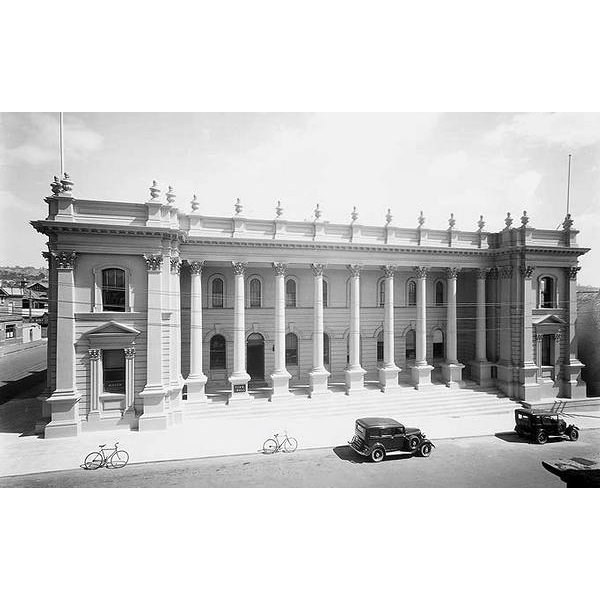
[0,343,46,385]
[2,428,599,487]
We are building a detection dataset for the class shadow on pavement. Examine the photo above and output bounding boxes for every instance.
[542,462,600,488]
[333,445,414,464]
[0,380,45,436]
[495,431,566,445]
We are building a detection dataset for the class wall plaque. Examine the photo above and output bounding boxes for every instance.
[233,384,247,393]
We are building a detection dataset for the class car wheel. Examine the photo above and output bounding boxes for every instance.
[408,436,420,451]
[535,430,548,445]
[371,447,385,463]
[568,427,579,442]
[417,442,432,458]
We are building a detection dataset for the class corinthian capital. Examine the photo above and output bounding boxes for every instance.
[476,268,488,280]
[413,266,429,279]
[170,257,181,274]
[381,265,396,278]
[445,267,460,280]
[347,264,362,278]
[51,250,77,270]
[567,266,581,280]
[188,261,204,275]
[143,254,163,271]
[311,263,325,277]
[231,261,247,276]
[519,265,535,279]
[272,262,288,277]
[499,265,513,279]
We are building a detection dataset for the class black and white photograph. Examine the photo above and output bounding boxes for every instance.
[1,2,599,599]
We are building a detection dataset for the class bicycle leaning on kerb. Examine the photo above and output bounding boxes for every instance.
[262,431,298,454]
[83,442,129,469]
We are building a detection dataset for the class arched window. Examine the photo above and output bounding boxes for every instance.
[102,268,126,312]
[249,278,262,308]
[211,278,224,308]
[286,279,297,307]
[407,280,417,306]
[377,330,384,362]
[435,281,444,305]
[405,329,416,360]
[322,280,329,308]
[433,329,444,359]
[539,276,554,308]
[378,279,385,307]
[285,332,298,365]
[210,334,226,369]
[323,333,330,366]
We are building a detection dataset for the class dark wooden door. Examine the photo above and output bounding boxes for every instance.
[246,333,265,381]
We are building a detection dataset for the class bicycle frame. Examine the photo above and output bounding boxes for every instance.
[97,443,120,464]
[272,434,291,450]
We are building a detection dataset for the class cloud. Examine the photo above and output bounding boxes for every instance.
[429,150,469,178]
[4,113,103,166]
[486,113,600,148]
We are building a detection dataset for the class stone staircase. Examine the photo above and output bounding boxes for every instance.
[191,381,520,423]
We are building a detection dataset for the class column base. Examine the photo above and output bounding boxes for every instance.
[270,370,293,401]
[470,360,493,388]
[378,365,401,392]
[560,361,588,399]
[519,363,541,402]
[229,373,251,401]
[442,362,464,388]
[411,364,434,390]
[186,373,208,402]
[44,389,82,438]
[345,366,366,395]
[139,385,168,431]
[309,368,331,398]
[169,383,184,425]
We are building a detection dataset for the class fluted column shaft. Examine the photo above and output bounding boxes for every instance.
[349,266,361,368]
[475,270,487,362]
[273,265,286,373]
[232,262,247,377]
[384,271,395,367]
[189,263,204,377]
[446,269,459,364]
[415,268,428,366]
[312,267,325,371]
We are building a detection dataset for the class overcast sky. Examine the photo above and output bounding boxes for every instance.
[0,112,598,285]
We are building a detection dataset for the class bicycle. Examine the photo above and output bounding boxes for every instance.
[263,432,298,454]
[84,442,129,470]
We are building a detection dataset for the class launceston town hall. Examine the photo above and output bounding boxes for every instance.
[32,174,593,437]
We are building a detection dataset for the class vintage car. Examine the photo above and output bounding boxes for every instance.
[349,417,434,462]
[514,408,579,444]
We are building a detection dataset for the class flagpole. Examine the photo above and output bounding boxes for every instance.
[566,153,572,216]
[59,112,64,176]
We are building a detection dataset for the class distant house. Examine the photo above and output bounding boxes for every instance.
[0,313,24,349]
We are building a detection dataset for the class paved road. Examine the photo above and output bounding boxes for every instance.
[0,342,46,383]
[2,429,599,487]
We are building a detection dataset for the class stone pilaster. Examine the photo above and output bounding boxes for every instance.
[471,268,492,387]
[139,253,168,431]
[270,263,293,400]
[45,251,82,438]
[562,265,586,398]
[229,261,251,400]
[169,253,183,424]
[186,261,208,408]
[411,266,433,389]
[345,264,366,395]
[378,265,400,391]
[309,263,331,397]
[519,264,541,402]
[87,348,101,425]
[442,267,464,388]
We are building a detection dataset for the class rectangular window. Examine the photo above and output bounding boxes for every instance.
[6,324,16,339]
[103,349,125,394]
[102,269,126,312]
[541,335,553,365]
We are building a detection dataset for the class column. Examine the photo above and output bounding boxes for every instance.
[139,253,168,431]
[496,265,514,396]
[169,254,184,423]
[378,265,400,391]
[309,263,330,397]
[442,267,464,388]
[470,268,492,386]
[124,346,136,413]
[186,261,208,405]
[411,266,433,389]
[45,251,82,438]
[562,265,586,398]
[229,261,251,400]
[270,263,292,400]
[519,265,541,401]
[87,348,101,423]
[345,264,366,395]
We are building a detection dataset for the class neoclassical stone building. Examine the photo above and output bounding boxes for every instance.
[32,175,591,437]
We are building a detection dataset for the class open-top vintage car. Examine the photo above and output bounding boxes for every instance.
[514,408,579,444]
[349,417,434,462]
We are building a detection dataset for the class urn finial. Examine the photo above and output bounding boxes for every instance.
[60,172,74,195]
[351,206,358,222]
[50,175,62,196]
[314,203,322,221]
[448,212,456,229]
[385,208,392,225]
[477,214,485,231]
[275,200,283,218]
[562,213,574,230]
[149,180,161,201]
[234,198,243,215]
[191,194,199,212]
[418,210,425,227]
[166,186,176,205]
[505,212,513,229]
[520,210,529,227]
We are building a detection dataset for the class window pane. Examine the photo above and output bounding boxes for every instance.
[103,349,125,394]
[406,329,416,360]
[408,281,416,306]
[212,278,224,308]
[210,335,226,369]
[379,280,385,307]
[285,332,298,365]
[377,330,384,361]
[102,268,126,312]
[436,281,444,305]
[286,279,296,307]
[323,333,330,365]
[249,279,261,307]
[322,281,328,308]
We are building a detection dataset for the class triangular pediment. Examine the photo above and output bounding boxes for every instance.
[532,314,567,326]
[85,321,140,337]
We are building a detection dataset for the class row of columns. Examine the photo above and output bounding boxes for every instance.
[184,263,486,401]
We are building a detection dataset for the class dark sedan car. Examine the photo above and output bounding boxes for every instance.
[349,417,434,462]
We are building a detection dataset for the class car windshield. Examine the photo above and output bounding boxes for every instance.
[356,423,366,439]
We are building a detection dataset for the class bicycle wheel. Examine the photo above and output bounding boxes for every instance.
[109,450,129,469]
[283,437,298,453]
[263,439,278,454]
[84,452,104,470]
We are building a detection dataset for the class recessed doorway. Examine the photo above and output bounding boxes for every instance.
[247,333,265,382]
